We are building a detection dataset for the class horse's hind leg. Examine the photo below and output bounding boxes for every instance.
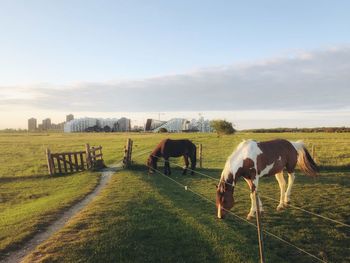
[284,172,295,205]
[275,172,287,211]
[182,155,189,175]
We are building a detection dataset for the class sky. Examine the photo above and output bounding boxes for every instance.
[0,0,349,129]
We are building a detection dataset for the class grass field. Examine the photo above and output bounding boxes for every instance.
[1,132,350,262]
[0,132,128,258]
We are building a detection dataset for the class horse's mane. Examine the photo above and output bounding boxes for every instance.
[220,140,252,183]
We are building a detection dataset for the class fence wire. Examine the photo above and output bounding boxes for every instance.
[147,164,327,263]
[154,153,350,228]
[127,147,349,260]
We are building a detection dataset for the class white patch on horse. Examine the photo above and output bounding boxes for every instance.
[278,156,282,161]
[221,140,263,184]
[258,162,274,177]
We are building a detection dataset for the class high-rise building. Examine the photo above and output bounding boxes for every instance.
[42,118,52,131]
[28,118,37,131]
[66,114,74,122]
[117,117,131,132]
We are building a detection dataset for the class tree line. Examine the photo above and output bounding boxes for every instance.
[242,127,350,133]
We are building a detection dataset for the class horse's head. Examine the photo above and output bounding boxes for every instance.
[216,181,234,219]
[147,155,157,174]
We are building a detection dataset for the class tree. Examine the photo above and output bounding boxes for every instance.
[210,120,236,135]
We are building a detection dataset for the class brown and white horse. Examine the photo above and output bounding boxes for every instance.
[216,139,318,220]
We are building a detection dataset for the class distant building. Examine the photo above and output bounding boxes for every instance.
[145,119,166,131]
[117,117,131,132]
[150,117,213,133]
[64,117,131,132]
[66,114,74,122]
[153,118,189,132]
[50,122,65,131]
[42,118,52,131]
[132,125,144,132]
[189,117,213,132]
[28,118,37,131]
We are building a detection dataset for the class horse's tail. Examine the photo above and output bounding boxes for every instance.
[292,140,319,176]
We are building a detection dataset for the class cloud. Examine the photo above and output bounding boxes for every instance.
[1,46,350,112]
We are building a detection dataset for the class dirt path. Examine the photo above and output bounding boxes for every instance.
[1,165,120,263]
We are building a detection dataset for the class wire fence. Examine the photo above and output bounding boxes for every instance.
[140,148,349,228]
[147,163,327,263]
[125,144,349,262]
[166,159,350,228]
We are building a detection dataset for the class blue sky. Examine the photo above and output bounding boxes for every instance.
[0,1,349,129]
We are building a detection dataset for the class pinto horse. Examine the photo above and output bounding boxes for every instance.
[216,139,318,220]
[147,139,197,175]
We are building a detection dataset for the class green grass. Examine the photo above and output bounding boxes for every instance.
[0,132,132,178]
[0,172,99,254]
[0,132,132,257]
[5,131,347,263]
[22,166,350,263]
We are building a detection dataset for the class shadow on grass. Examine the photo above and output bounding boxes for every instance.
[126,165,267,262]
[127,164,346,263]
[84,198,223,263]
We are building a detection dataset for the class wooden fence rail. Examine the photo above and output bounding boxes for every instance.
[46,144,103,175]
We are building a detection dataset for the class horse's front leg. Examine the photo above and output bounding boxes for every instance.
[182,155,189,175]
[164,158,171,175]
[245,179,263,220]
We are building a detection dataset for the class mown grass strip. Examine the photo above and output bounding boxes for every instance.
[0,172,100,258]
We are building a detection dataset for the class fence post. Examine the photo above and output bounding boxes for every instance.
[123,138,133,167]
[99,145,103,160]
[254,190,265,263]
[128,139,133,164]
[46,148,54,175]
[85,143,91,169]
[311,144,317,163]
[198,144,203,168]
[123,144,128,167]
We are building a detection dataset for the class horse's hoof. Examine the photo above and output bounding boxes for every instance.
[247,214,255,220]
[276,205,285,211]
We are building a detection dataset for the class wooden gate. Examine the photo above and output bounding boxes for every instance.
[46,144,104,175]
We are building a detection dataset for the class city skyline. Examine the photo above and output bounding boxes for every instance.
[26,114,74,131]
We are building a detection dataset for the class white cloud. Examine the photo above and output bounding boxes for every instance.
[1,46,350,128]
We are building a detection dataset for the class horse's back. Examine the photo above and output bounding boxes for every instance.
[161,139,195,157]
[256,139,298,175]
[230,139,298,177]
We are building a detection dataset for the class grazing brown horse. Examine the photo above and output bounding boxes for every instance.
[216,139,318,219]
[147,139,197,175]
